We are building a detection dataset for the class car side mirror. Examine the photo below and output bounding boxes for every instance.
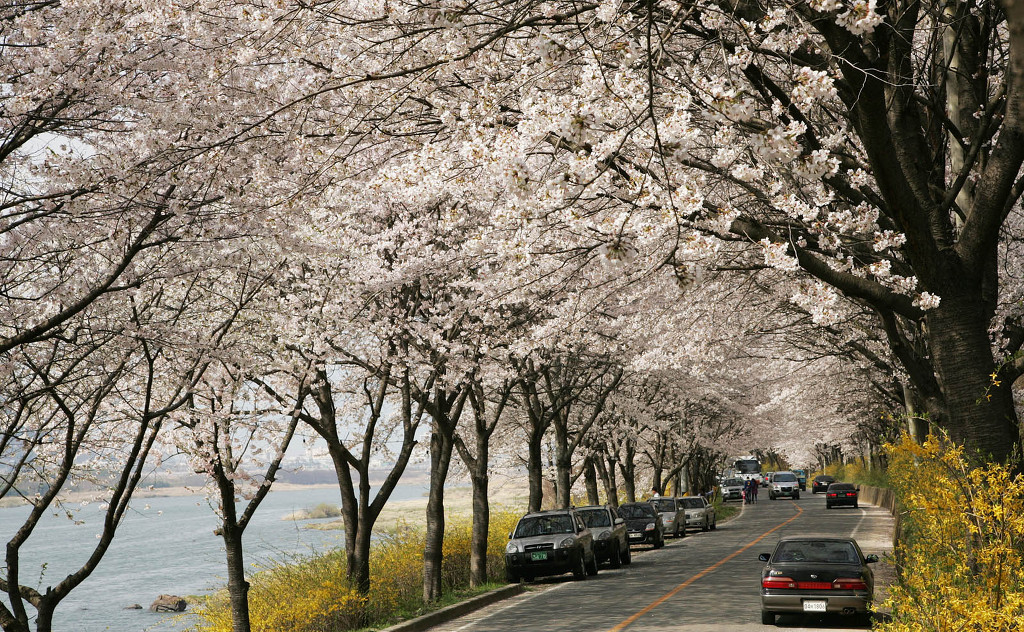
[758,553,771,562]
[508,532,513,540]
[865,554,879,563]
[614,518,624,526]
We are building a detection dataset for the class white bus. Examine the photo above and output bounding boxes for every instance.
[726,456,762,486]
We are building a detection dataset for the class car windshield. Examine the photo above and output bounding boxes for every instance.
[774,473,797,482]
[618,504,655,519]
[652,499,677,512]
[680,498,704,509]
[774,540,859,564]
[578,510,611,528]
[724,479,744,486]
[514,515,575,537]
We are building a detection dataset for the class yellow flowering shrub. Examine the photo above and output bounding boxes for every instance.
[193,505,524,632]
[878,434,1024,632]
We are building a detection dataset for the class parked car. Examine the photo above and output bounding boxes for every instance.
[762,471,775,488]
[678,495,717,532]
[651,496,686,537]
[769,471,801,500]
[812,475,836,494]
[793,469,808,491]
[758,535,878,625]
[577,505,632,566]
[505,508,598,582]
[825,483,860,509]
[618,502,665,548]
[720,477,746,501]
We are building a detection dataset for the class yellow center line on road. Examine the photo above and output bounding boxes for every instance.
[608,503,805,632]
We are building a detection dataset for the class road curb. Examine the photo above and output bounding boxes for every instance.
[377,583,525,632]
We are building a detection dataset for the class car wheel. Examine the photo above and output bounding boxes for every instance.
[573,553,587,580]
[610,543,622,569]
[673,524,679,538]
[826,503,832,509]
[586,551,599,576]
[622,542,632,565]
[711,518,717,531]
[654,534,664,549]
[701,518,709,532]
[854,502,859,508]
[770,493,776,500]
[761,610,775,625]
[506,570,519,583]
[523,575,534,582]
[794,493,800,500]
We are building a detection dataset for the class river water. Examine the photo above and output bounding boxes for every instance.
[0,484,428,631]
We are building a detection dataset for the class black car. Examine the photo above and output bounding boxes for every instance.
[825,483,859,509]
[618,502,665,548]
[505,508,598,582]
[577,505,632,567]
[759,535,878,625]
[811,475,836,493]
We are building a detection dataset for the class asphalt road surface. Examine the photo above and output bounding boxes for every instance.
[432,492,895,632]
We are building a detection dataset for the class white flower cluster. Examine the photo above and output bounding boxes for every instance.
[595,0,622,23]
[760,238,801,271]
[791,67,837,106]
[793,149,840,181]
[809,0,843,10]
[913,292,942,310]
[838,0,885,35]
[752,121,806,163]
[790,281,842,325]
[872,230,906,251]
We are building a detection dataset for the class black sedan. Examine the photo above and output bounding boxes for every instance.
[618,502,665,548]
[758,535,878,625]
[811,475,835,493]
[825,483,859,509]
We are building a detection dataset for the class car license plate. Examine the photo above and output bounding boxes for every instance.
[803,600,827,612]
[629,533,642,539]
[530,551,548,561]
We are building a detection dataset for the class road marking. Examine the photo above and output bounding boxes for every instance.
[607,502,805,632]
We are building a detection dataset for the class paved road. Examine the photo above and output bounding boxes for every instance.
[432,492,895,632]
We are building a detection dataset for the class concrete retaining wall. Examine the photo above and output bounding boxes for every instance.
[858,484,897,515]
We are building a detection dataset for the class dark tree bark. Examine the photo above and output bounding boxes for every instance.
[454,380,512,587]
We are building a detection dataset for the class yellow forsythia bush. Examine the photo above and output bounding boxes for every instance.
[194,505,522,632]
[878,434,1024,632]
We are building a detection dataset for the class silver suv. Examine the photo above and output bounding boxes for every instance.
[769,471,801,500]
[505,508,598,582]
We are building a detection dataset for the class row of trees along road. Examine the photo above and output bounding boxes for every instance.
[2,0,1024,630]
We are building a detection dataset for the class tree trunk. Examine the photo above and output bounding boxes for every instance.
[584,458,600,505]
[926,295,1020,461]
[621,443,637,502]
[469,471,489,587]
[423,422,455,603]
[221,523,251,632]
[527,425,545,512]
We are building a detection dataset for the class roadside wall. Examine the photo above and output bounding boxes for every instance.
[858,485,897,515]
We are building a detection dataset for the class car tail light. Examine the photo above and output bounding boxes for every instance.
[846,492,857,497]
[762,577,796,589]
[833,577,868,590]
[827,493,837,498]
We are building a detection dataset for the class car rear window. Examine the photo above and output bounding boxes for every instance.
[578,510,611,528]
[652,499,677,512]
[829,483,855,491]
[618,504,655,519]
[514,515,574,537]
[774,540,859,563]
